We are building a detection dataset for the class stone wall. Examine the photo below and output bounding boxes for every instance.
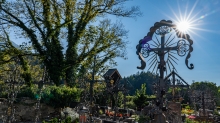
[0,97,57,122]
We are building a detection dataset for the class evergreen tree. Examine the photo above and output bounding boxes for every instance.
[125,71,159,95]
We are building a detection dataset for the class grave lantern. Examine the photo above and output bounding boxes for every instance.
[103,69,122,87]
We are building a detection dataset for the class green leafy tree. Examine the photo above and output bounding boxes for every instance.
[0,32,35,86]
[117,91,124,107]
[133,93,149,110]
[0,0,141,86]
[126,95,136,109]
[135,83,147,96]
[0,0,5,5]
[133,83,149,110]
[190,81,220,106]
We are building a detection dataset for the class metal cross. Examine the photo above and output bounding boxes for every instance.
[136,20,194,109]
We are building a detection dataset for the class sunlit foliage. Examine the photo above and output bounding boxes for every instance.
[0,0,141,86]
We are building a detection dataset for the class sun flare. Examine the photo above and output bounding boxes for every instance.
[177,20,191,33]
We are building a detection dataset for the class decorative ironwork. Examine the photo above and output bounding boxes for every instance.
[136,20,194,72]
[136,20,195,123]
[177,39,190,56]
[155,26,172,35]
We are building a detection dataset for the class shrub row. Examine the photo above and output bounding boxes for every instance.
[17,85,81,108]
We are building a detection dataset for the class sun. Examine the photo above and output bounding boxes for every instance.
[163,1,202,35]
[176,20,191,33]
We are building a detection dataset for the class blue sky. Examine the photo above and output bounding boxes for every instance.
[113,0,220,85]
[11,0,220,85]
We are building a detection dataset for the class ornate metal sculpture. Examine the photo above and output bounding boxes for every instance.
[136,20,194,72]
[136,20,194,123]
[136,20,194,100]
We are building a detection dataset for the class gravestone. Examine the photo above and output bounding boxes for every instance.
[166,101,181,123]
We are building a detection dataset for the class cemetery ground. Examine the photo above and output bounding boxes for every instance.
[1,81,220,123]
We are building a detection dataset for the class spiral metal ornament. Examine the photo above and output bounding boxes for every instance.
[155,26,172,35]
[177,39,190,56]
[140,42,151,58]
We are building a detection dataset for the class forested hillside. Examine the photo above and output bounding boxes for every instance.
[123,71,159,95]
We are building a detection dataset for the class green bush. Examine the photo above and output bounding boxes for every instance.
[181,104,189,109]
[42,85,81,108]
[17,85,81,108]
[43,116,76,123]
[17,85,38,99]
[214,109,220,116]
[45,117,58,123]
[185,118,213,123]
[99,109,103,115]
[138,115,150,123]
[185,105,191,109]
[63,116,72,123]
[73,117,79,123]
[0,83,38,99]
[126,101,136,109]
